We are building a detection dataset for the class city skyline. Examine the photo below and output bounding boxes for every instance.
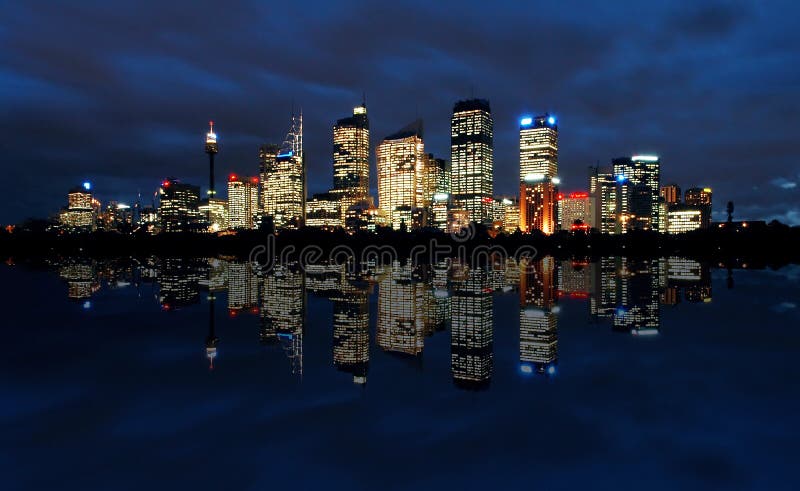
[2,2,798,225]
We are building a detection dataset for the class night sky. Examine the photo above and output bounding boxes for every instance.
[2,0,798,225]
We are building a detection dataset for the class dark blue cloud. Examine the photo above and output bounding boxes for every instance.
[1,0,798,223]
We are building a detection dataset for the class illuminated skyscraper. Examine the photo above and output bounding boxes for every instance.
[684,187,712,228]
[331,104,370,217]
[613,155,661,232]
[660,183,681,205]
[227,175,259,230]
[262,113,305,229]
[159,178,201,232]
[590,168,618,234]
[559,191,591,230]
[666,205,703,234]
[520,174,557,234]
[305,192,342,229]
[376,120,426,229]
[451,99,493,223]
[451,268,493,389]
[519,114,558,181]
[60,183,96,231]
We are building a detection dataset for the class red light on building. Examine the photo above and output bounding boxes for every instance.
[569,191,589,199]
[228,173,238,182]
[482,197,493,203]
[570,223,590,231]
[250,177,259,185]
[557,193,565,201]
[162,180,171,188]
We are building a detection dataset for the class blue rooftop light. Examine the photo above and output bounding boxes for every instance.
[547,116,556,125]
[520,117,533,126]
[83,181,91,190]
[277,150,293,158]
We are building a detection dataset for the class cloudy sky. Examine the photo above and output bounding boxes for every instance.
[2,0,798,224]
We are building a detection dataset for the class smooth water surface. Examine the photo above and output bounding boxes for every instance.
[2,257,799,490]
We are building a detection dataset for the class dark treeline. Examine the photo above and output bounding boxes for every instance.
[2,221,799,268]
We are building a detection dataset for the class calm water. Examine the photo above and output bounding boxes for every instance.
[2,257,799,490]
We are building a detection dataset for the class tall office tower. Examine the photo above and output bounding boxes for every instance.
[519,257,558,376]
[590,168,618,234]
[204,121,219,198]
[263,266,306,376]
[519,174,557,234]
[451,99,493,223]
[660,183,681,205]
[502,198,520,231]
[199,198,228,232]
[262,113,305,229]
[559,191,591,230]
[60,183,96,231]
[684,187,713,228]
[159,178,201,232]
[227,175,259,230]
[258,143,280,211]
[519,114,558,181]
[376,120,426,229]
[331,103,370,217]
[332,277,370,385]
[450,268,494,389]
[613,155,661,232]
[377,262,425,356]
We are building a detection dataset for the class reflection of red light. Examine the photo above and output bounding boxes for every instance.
[228,309,238,317]
[569,191,589,199]
[571,223,590,231]
[162,303,171,311]
[250,307,259,314]
[482,287,493,293]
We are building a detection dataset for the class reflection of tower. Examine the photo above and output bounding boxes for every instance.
[59,259,100,299]
[590,257,618,320]
[451,268,493,389]
[519,257,558,376]
[667,257,712,304]
[332,276,370,385]
[377,262,425,356]
[227,262,259,314]
[158,258,206,309]
[205,292,219,370]
[613,258,662,335]
[263,266,306,375]
[205,121,219,198]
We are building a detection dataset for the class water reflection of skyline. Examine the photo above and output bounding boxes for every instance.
[53,255,714,389]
